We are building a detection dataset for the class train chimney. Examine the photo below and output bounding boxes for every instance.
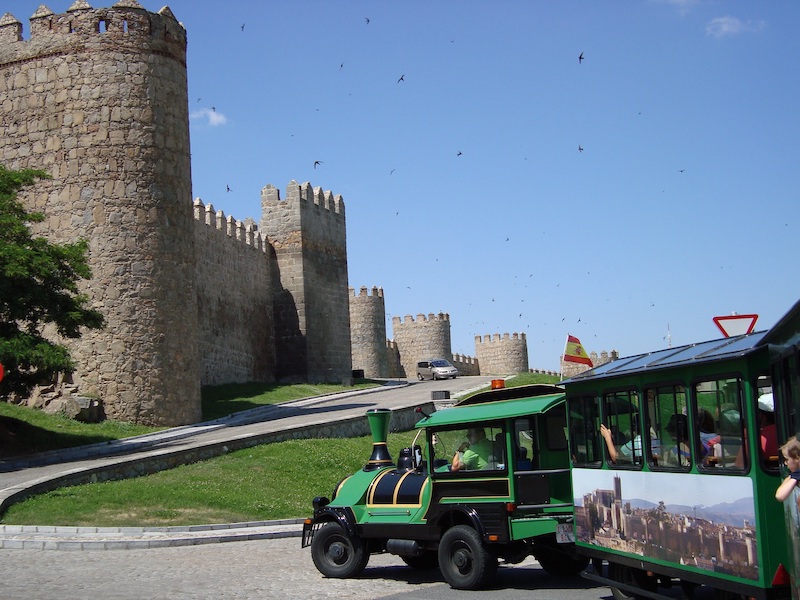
[364,408,394,471]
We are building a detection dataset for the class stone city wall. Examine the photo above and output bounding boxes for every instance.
[193,199,274,386]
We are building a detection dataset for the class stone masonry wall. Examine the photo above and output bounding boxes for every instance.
[0,2,200,425]
[261,181,351,383]
[349,286,388,378]
[392,313,451,379]
[475,332,529,376]
[193,199,274,386]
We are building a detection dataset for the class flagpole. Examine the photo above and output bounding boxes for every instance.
[560,334,570,381]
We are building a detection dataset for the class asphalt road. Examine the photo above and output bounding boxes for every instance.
[0,537,612,600]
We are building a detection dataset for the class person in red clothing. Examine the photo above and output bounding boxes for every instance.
[758,393,778,459]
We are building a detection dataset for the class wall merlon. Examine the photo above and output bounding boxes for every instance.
[350,285,383,298]
[0,2,185,53]
[0,13,23,43]
[193,198,266,254]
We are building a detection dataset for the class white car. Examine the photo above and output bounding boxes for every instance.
[416,359,459,380]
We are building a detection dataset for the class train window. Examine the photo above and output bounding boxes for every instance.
[568,395,601,466]
[430,424,506,473]
[545,405,569,451]
[756,375,779,470]
[650,385,690,469]
[514,418,534,469]
[695,377,746,472]
[603,390,642,466]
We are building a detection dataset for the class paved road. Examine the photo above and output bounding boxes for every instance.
[0,537,611,600]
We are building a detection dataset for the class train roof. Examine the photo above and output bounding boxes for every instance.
[415,390,565,429]
[562,330,768,384]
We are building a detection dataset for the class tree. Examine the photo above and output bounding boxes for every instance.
[0,166,104,397]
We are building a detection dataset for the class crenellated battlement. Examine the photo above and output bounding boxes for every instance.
[0,2,185,66]
[261,180,345,220]
[350,285,383,299]
[475,332,527,344]
[392,312,450,326]
[193,197,267,253]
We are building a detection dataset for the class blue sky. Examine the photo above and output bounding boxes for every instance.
[7,0,799,371]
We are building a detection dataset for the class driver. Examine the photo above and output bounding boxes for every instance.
[452,427,492,471]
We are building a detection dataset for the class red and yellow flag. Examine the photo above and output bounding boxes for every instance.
[563,335,593,366]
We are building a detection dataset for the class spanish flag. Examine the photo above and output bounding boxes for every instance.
[563,335,593,366]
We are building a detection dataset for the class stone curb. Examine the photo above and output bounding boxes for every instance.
[0,519,305,550]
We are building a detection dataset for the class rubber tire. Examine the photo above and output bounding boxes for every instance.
[310,522,369,579]
[536,549,589,577]
[401,552,439,570]
[438,525,497,590]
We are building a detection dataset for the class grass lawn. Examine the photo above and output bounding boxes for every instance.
[1,373,560,525]
[1,433,411,526]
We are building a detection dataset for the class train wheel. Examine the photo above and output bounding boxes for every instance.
[609,563,657,600]
[310,522,369,578]
[438,525,497,590]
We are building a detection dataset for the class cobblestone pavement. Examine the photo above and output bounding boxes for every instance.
[0,538,609,600]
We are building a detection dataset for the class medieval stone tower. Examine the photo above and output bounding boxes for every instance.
[392,313,452,378]
[260,181,351,383]
[0,1,200,424]
[475,332,529,375]
[349,286,388,379]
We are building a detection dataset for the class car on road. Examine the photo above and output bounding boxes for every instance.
[416,359,458,380]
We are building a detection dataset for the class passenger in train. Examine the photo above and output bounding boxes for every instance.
[452,427,492,471]
[758,393,779,459]
[663,414,691,467]
[600,416,660,464]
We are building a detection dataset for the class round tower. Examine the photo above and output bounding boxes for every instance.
[0,2,199,425]
[392,313,451,379]
[475,332,529,376]
[349,286,388,378]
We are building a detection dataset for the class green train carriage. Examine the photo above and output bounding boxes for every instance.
[563,323,792,599]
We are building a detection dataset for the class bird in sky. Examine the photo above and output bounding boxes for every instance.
[241,23,245,31]
[211,106,216,112]
[579,52,584,63]
[578,145,584,152]
[226,185,231,193]
[365,17,370,24]
[314,161,323,169]
[457,151,462,156]
[397,74,405,83]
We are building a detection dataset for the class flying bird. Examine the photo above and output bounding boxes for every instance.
[314,161,323,169]
[226,185,231,193]
[579,52,584,63]
[397,74,405,83]
[241,23,245,31]
[365,17,370,24]
[578,145,584,152]
[457,151,462,156]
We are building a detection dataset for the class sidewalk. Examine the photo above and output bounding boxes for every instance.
[0,377,493,550]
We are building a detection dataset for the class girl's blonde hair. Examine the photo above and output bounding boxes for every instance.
[781,436,800,460]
